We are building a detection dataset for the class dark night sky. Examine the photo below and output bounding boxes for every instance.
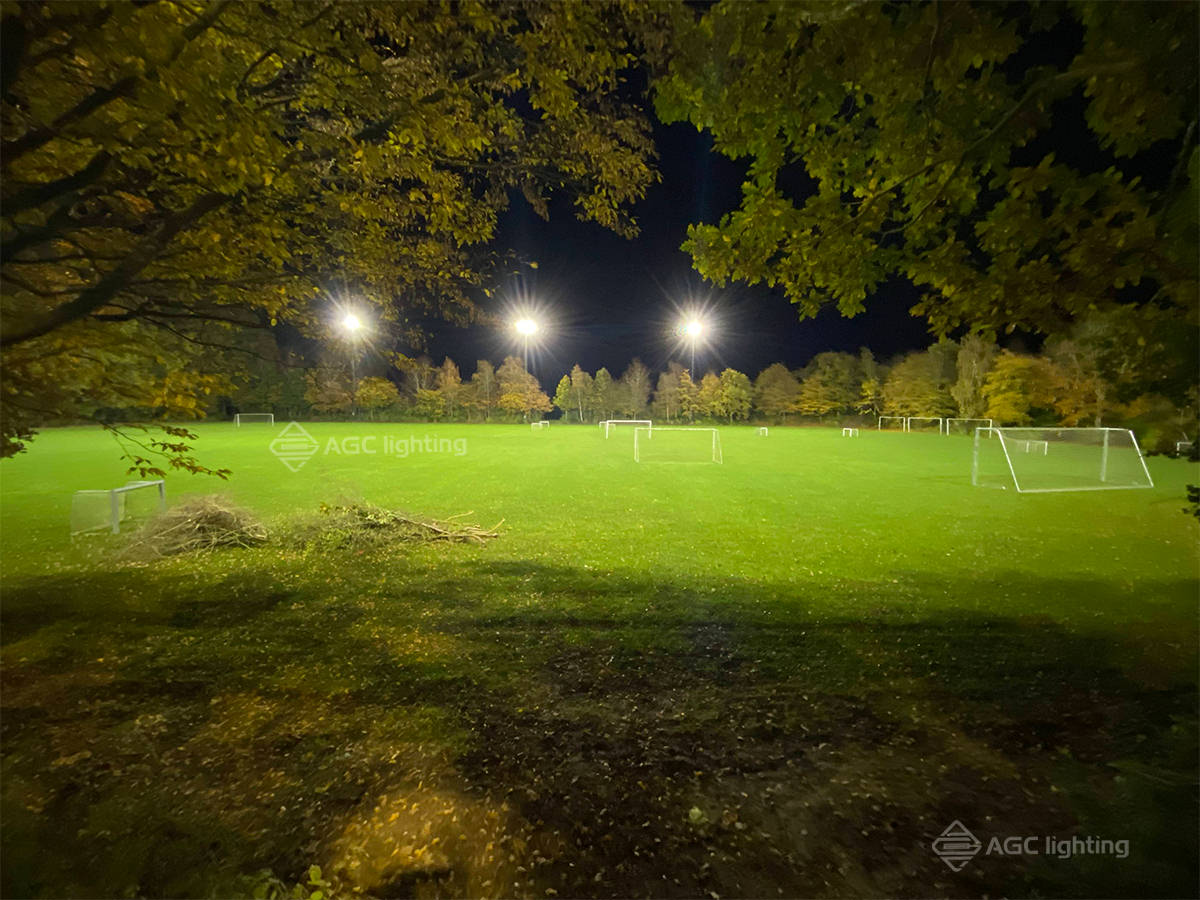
[422,118,933,384]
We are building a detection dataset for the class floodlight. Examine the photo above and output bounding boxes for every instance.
[342,313,362,333]
[685,319,704,338]
[515,318,538,335]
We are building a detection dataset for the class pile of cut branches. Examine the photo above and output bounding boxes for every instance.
[294,502,503,550]
[122,496,268,559]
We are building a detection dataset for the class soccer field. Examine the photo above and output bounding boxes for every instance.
[2,423,1197,898]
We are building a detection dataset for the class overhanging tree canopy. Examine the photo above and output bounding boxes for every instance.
[1,0,667,457]
[653,0,1198,337]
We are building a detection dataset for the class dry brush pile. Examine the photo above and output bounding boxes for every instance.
[121,496,502,560]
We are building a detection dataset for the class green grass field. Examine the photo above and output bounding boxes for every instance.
[2,423,1197,898]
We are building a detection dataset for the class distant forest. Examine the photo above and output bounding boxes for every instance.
[221,311,1195,453]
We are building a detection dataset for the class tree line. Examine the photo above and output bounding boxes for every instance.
[228,309,1196,451]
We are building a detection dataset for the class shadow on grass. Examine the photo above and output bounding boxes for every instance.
[1,558,1196,898]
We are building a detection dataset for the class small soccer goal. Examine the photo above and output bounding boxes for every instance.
[634,426,722,464]
[1177,440,1194,454]
[235,413,274,426]
[906,416,943,433]
[842,427,859,437]
[70,480,166,535]
[757,427,768,436]
[531,421,549,430]
[604,419,652,439]
[878,416,907,431]
[972,427,1153,493]
[944,417,993,436]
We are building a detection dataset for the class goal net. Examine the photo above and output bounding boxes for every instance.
[633,427,722,464]
[972,427,1153,493]
[70,480,167,535]
[235,413,275,426]
[604,419,651,439]
[945,417,993,436]
[878,416,906,431]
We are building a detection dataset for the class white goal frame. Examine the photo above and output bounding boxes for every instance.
[757,427,768,436]
[972,427,1153,493]
[235,413,274,426]
[71,480,166,535]
[531,420,549,430]
[842,427,859,437]
[1177,441,1194,454]
[944,417,993,435]
[906,416,943,432]
[878,416,907,431]
[633,426,722,464]
[604,419,652,439]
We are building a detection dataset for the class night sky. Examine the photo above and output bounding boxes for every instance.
[423,118,934,384]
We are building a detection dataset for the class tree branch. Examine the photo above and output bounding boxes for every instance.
[2,150,112,215]
[1158,117,1197,218]
[1,1,230,164]
[1,191,229,347]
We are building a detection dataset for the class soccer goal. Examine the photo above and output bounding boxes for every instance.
[531,421,549,430]
[944,417,993,436]
[757,426,768,436]
[633,427,722,464]
[604,419,652,439]
[842,427,859,437]
[235,413,274,426]
[972,427,1153,493]
[70,480,166,535]
[878,416,907,431]
[906,416,943,433]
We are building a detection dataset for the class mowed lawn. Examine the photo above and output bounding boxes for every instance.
[1,423,1197,898]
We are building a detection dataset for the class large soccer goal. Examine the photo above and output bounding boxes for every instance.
[878,416,907,431]
[235,413,274,426]
[944,417,993,436]
[604,419,651,439]
[70,480,166,535]
[971,427,1153,493]
[634,427,722,464]
[906,416,943,433]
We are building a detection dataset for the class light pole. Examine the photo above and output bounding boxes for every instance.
[684,318,704,377]
[515,318,538,373]
[342,313,363,417]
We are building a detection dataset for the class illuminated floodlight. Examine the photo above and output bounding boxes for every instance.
[685,319,704,338]
[515,318,539,335]
[342,313,363,333]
